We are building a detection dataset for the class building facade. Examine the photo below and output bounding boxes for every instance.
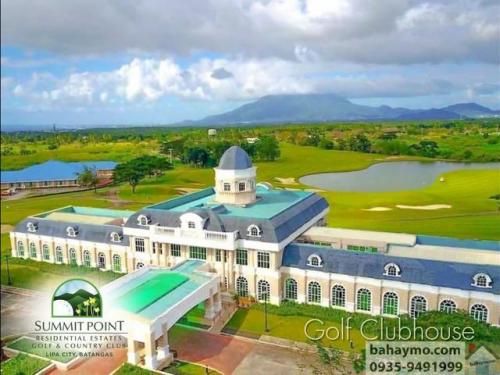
[10,146,500,325]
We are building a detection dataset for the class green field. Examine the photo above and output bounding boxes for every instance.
[1,143,499,241]
[1,354,51,375]
[224,308,365,352]
[1,140,498,290]
[7,337,76,363]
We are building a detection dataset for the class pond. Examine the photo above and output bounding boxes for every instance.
[299,161,500,192]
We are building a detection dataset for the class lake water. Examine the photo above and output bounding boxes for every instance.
[299,161,500,192]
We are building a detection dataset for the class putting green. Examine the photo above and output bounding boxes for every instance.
[117,273,189,313]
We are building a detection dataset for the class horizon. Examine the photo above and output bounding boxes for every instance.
[1,0,499,127]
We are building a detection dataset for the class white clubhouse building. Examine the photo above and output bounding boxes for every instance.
[9,146,500,368]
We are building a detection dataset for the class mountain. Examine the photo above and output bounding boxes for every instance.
[442,103,500,118]
[192,94,498,125]
[396,108,462,120]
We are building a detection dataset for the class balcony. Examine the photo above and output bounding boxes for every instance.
[152,225,238,247]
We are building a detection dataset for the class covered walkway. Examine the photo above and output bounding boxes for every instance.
[103,260,222,370]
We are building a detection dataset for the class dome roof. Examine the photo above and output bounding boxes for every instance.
[218,146,252,170]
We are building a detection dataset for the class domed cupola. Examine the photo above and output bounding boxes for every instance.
[214,146,257,205]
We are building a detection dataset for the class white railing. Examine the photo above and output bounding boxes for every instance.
[153,226,238,243]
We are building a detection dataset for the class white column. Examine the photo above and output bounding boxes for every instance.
[127,336,140,365]
[204,294,216,320]
[144,332,158,369]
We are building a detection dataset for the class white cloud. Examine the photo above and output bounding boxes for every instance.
[1,0,498,64]
[10,56,499,112]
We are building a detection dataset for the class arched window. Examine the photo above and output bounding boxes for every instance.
[66,226,77,237]
[110,232,121,243]
[383,292,399,316]
[439,299,457,314]
[42,244,50,261]
[307,281,321,304]
[17,241,25,256]
[470,304,488,323]
[97,252,106,269]
[83,250,91,267]
[331,285,345,307]
[472,273,492,288]
[307,254,323,267]
[257,280,270,302]
[69,248,77,265]
[383,263,401,277]
[136,262,145,269]
[410,296,427,318]
[137,215,149,226]
[29,242,37,258]
[247,224,261,237]
[284,278,298,300]
[236,276,248,297]
[112,254,121,272]
[55,246,63,263]
[356,288,371,312]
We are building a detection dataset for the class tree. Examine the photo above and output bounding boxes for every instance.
[77,166,99,193]
[114,156,173,193]
[114,161,145,193]
[256,136,280,161]
[348,134,372,153]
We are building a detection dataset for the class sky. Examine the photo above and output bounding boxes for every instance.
[1,0,499,127]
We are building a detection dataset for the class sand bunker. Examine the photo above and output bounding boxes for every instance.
[275,177,298,185]
[396,204,452,210]
[363,207,393,212]
[175,188,201,195]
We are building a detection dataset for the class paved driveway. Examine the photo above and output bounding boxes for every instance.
[170,326,319,375]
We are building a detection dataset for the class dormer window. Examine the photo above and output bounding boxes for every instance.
[66,226,78,237]
[383,263,401,277]
[110,232,122,243]
[188,221,196,229]
[26,222,38,233]
[137,214,150,226]
[247,224,262,237]
[307,254,323,267]
[472,273,492,288]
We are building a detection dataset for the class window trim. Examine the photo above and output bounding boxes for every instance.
[383,263,401,277]
[137,214,150,226]
[307,254,323,268]
[247,224,262,238]
[472,273,492,288]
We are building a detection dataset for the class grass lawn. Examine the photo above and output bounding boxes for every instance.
[164,360,221,375]
[114,361,220,375]
[113,363,157,375]
[7,337,76,363]
[224,308,365,352]
[0,253,121,292]
[1,354,51,375]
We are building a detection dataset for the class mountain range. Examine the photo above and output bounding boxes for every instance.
[190,94,499,126]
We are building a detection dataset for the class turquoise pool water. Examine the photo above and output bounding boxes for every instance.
[110,261,212,320]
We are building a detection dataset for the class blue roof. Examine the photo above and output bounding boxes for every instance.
[282,243,500,293]
[218,146,252,170]
[1,160,117,183]
[416,235,500,251]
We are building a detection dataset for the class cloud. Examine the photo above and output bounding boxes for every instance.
[8,56,498,112]
[1,0,498,64]
[211,68,233,80]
